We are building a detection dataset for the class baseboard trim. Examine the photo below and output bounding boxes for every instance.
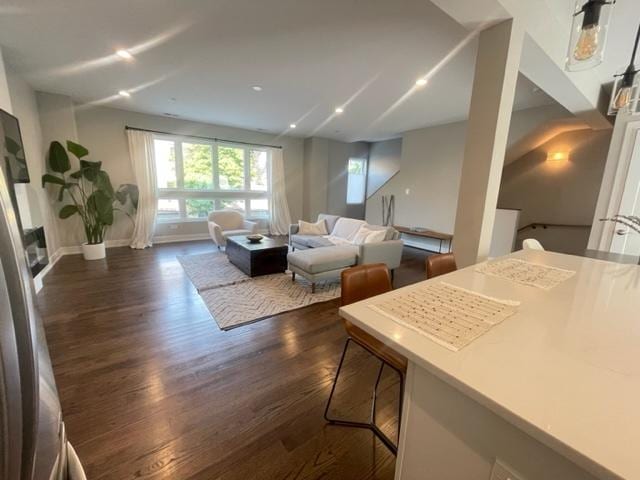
[33,248,63,293]
[33,235,211,292]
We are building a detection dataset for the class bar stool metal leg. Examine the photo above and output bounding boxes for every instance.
[324,337,404,455]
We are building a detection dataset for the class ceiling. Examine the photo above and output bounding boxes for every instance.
[548,0,640,89]
[0,0,559,142]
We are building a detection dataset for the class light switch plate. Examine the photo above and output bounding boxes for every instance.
[490,459,524,480]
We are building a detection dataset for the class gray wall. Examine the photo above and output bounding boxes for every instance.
[498,128,612,254]
[366,120,467,234]
[74,105,305,242]
[365,105,586,239]
[36,92,82,248]
[367,138,402,198]
[0,47,10,113]
[5,72,62,255]
[302,136,369,222]
[328,139,369,219]
[302,137,329,221]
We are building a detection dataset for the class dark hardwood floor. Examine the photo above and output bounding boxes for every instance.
[37,241,429,480]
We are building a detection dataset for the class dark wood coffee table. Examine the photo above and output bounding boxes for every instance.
[225,235,289,277]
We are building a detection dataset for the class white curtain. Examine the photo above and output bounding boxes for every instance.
[269,148,292,235]
[127,129,158,249]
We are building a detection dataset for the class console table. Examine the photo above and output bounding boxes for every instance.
[393,225,452,253]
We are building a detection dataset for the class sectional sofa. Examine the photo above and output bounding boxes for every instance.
[287,214,404,292]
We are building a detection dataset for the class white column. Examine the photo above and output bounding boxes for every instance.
[453,19,524,267]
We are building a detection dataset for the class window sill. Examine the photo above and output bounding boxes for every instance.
[157,218,207,225]
[157,217,270,225]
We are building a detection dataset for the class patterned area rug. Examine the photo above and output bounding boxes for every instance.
[200,275,340,330]
[177,251,249,291]
[178,251,340,330]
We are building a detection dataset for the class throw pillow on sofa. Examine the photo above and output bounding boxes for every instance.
[352,225,387,245]
[298,219,328,236]
[364,228,387,244]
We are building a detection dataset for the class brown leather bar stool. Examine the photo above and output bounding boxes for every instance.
[324,263,407,454]
[426,252,457,279]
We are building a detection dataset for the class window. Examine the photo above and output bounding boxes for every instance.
[154,140,177,189]
[346,158,367,204]
[153,136,271,222]
[183,142,213,190]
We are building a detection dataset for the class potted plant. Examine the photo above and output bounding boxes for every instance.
[42,140,138,260]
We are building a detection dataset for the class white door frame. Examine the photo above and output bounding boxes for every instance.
[590,119,640,252]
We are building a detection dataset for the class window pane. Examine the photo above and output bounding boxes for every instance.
[186,199,214,219]
[348,158,365,175]
[155,139,177,188]
[218,199,246,211]
[183,142,213,190]
[218,146,245,190]
[250,198,269,218]
[157,199,180,220]
[250,150,268,191]
[346,158,366,204]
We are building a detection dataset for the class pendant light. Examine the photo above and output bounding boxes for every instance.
[608,24,640,116]
[565,0,616,71]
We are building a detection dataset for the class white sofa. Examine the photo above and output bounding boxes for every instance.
[207,210,258,248]
[287,214,404,292]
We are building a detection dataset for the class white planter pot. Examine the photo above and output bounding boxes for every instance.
[82,242,106,261]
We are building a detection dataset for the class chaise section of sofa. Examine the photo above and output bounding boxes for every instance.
[286,214,404,291]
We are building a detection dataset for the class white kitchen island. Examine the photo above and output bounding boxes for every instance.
[340,250,640,480]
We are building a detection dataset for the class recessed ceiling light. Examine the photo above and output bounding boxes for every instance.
[252,85,263,92]
[335,107,344,114]
[116,49,133,60]
[289,123,297,129]
[118,90,131,98]
[415,78,428,87]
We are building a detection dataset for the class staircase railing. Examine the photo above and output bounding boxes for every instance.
[517,222,591,233]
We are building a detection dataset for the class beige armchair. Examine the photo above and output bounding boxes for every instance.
[208,210,258,248]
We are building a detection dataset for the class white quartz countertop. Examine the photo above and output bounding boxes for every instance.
[339,250,640,480]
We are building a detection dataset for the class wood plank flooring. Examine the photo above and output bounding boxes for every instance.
[37,241,429,480]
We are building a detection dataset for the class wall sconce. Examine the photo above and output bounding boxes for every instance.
[608,24,640,116]
[565,0,616,72]
[547,151,570,162]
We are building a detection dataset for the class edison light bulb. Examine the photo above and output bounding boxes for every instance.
[614,86,632,111]
[574,24,600,61]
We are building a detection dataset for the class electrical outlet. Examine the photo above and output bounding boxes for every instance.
[405,188,411,195]
[490,460,524,480]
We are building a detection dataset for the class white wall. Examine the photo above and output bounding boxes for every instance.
[73,105,305,242]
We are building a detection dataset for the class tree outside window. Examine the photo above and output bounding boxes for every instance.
[183,143,213,189]
[218,146,244,190]
[154,136,270,222]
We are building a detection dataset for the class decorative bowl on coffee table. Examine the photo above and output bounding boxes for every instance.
[246,234,263,244]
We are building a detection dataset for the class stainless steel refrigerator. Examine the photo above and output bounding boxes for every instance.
[0,166,86,479]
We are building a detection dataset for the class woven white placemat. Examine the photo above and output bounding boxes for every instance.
[369,282,519,352]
